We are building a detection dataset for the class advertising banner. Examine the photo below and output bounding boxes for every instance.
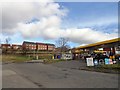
[86,58,94,66]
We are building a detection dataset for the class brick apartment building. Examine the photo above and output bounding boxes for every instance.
[1,41,55,53]
[1,44,11,49]
[12,44,22,50]
[1,44,11,53]
[22,41,55,51]
[36,43,47,51]
[22,41,37,51]
[47,43,55,51]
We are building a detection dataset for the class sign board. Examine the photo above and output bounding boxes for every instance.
[86,58,94,66]
[105,58,109,64]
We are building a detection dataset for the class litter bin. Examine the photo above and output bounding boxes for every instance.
[57,55,61,59]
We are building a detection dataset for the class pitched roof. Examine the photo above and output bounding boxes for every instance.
[46,43,55,46]
[23,41,36,44]
[23,41,55,46]
[1,44,11,46]
[12,44,22,46]
[36,42,46,45]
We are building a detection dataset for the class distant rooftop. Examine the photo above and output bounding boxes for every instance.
[23,41,36,44]
[23,41,55,46]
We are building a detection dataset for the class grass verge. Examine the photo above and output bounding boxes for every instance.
[1,55,33,63]
[80,64,120,74]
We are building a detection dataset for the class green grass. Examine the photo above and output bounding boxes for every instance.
[1,55,70,63]
[86,64,120,73]
[101,64,120,69]
[1,55,33,62]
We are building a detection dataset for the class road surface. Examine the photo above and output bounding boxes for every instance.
[2,60,118,88]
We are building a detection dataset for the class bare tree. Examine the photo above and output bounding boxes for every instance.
[4,37,11,54]
[55,37,70,53]
[5,37,11,44]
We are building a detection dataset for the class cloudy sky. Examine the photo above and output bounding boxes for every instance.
[0,0,118,47]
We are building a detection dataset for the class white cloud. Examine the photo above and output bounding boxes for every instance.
[11,23,118,45]
[2,1,67,31]
[0,0,54,3]
[63,28,118,44]
[1,1,118,46]
[16,15,62,38]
